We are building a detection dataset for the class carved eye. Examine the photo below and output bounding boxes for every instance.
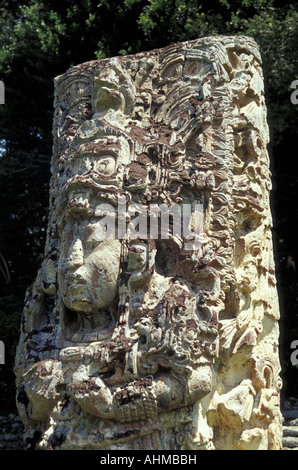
[94,155,116,176]
[65,152,117,177]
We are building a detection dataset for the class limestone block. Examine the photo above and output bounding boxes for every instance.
[14,36,282,450]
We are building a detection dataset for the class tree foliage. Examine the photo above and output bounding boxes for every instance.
[1,0,298,411]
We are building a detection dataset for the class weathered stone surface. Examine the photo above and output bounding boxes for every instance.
[15,36,282,450]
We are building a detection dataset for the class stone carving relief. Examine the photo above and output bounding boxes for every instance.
[15,36,282,450]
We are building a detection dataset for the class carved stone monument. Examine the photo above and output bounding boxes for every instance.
[15,36,283,450]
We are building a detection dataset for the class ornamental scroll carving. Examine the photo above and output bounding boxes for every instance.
[15,36,282,450]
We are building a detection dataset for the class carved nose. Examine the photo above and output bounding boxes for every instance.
[66,238,84,270]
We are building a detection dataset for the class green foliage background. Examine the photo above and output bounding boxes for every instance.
[1,0,298,412]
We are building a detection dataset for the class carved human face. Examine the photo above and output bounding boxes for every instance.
[58,218,121,314]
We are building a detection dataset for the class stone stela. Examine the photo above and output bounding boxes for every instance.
[14,36,283,450]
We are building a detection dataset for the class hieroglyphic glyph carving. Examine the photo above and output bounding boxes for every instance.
[15,36,282,450]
